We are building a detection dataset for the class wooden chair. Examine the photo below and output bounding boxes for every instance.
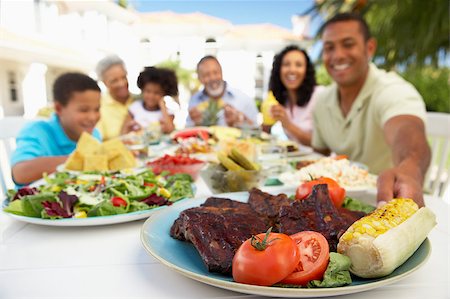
[0,117,31,196]
[424,112,450,198]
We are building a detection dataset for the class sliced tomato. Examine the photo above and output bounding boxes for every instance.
[232,230,300,286]
[111,196,127,207]
[280,231,330,286]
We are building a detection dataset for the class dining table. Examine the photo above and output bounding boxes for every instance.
[0,175,449,299]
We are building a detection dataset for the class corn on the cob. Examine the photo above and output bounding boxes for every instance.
[337,198,436,278]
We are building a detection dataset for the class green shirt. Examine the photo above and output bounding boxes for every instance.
[312,64,426,175]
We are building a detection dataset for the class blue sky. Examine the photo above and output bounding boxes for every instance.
[129,0,318,33]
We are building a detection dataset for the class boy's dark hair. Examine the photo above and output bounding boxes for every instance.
[319,12,372,41]
[53,72,100,106]
[196,55,221,72]
[269,45,316,107]
[137,67,178,97]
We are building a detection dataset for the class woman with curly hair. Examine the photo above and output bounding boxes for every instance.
[262,45,323,146]
[122,67,178,134]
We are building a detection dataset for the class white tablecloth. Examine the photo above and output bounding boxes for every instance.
[0,178,449,299]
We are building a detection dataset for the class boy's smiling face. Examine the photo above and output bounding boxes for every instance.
[55,90,101,141]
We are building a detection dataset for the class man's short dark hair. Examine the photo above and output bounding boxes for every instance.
[53,72,101,106]
[319,12,372,41]
[196,55,221,72]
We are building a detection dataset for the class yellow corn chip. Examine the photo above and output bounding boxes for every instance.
[65,150,84,171]
[100,138,128,160]
[83,154,109,171]
[108,151,136,171]
[77,132,101,156]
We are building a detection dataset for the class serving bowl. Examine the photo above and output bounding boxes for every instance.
[200,164,267,193]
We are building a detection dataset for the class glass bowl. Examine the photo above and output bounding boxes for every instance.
[200,164,267,193]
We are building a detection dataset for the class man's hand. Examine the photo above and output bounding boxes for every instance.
[188,107,203,126]
[224,104,244,127]
[379,115,430,208]
[377,165,425,207]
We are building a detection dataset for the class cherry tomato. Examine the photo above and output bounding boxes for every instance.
[111,196,127,207]
[232,229,300,286]
[295,177,346,207]
[280,231,330,285]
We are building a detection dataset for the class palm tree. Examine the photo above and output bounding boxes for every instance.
[304,0,449,69]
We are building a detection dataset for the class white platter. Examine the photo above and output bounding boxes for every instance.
[2,198,193,227]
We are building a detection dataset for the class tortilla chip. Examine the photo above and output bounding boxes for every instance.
[108,151,136,171]
[65,150,84,171]
[77,132,101,156]
[83,154,109,171]
[100,138,129,160]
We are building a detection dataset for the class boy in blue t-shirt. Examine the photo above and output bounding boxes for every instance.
[11,72,102,186]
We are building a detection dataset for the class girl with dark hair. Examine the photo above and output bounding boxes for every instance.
[122,67,178,134]
[262,45,323,146]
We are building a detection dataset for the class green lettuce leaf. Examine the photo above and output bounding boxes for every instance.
[307,252,352,288]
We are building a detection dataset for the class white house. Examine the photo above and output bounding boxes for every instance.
[0,0,311,123]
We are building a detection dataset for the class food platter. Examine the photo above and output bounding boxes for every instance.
[2,200,159,226]
[140,189,431,298]
[2,170,196,227]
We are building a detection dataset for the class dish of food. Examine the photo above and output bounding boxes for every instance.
[2,203,162,226]
[3,169,195,226]
[141,189,431,298]
[279,157,377,191]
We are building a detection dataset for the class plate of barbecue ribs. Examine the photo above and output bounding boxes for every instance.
[140,186,430,298]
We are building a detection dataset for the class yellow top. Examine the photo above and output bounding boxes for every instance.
[96,93,135,141]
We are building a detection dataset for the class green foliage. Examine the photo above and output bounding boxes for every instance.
[400,67,450,113]
[308,0,449,69]
[155,59,199,94]
[315,64,333,86]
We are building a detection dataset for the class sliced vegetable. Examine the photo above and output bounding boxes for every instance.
[111,196,128,207]
[280,231,330,286]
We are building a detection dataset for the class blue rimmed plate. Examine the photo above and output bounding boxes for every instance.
[140,189,431,298]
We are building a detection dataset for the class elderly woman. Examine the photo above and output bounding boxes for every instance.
[95,55,137,140]
[262,45,323,146]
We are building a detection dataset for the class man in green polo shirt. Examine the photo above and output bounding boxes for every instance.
[312,13,430,207]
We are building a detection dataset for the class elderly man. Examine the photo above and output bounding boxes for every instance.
[95,55,137,140]
[187,55,258,127]
[312,13,431,207]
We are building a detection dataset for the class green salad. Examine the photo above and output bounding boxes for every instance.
[3,169,194,219]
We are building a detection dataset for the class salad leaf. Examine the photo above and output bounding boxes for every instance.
[342,197,376,213]
[87,200,127,217]
[21,193,58,218]
[140,194,169,206]
[3,199,24,215]
[128,201,151,212]
[42,201,71,218]
[307,252,352,288]
[167,180,194,202]
[10,186,39,201]
[165,173,193,185]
